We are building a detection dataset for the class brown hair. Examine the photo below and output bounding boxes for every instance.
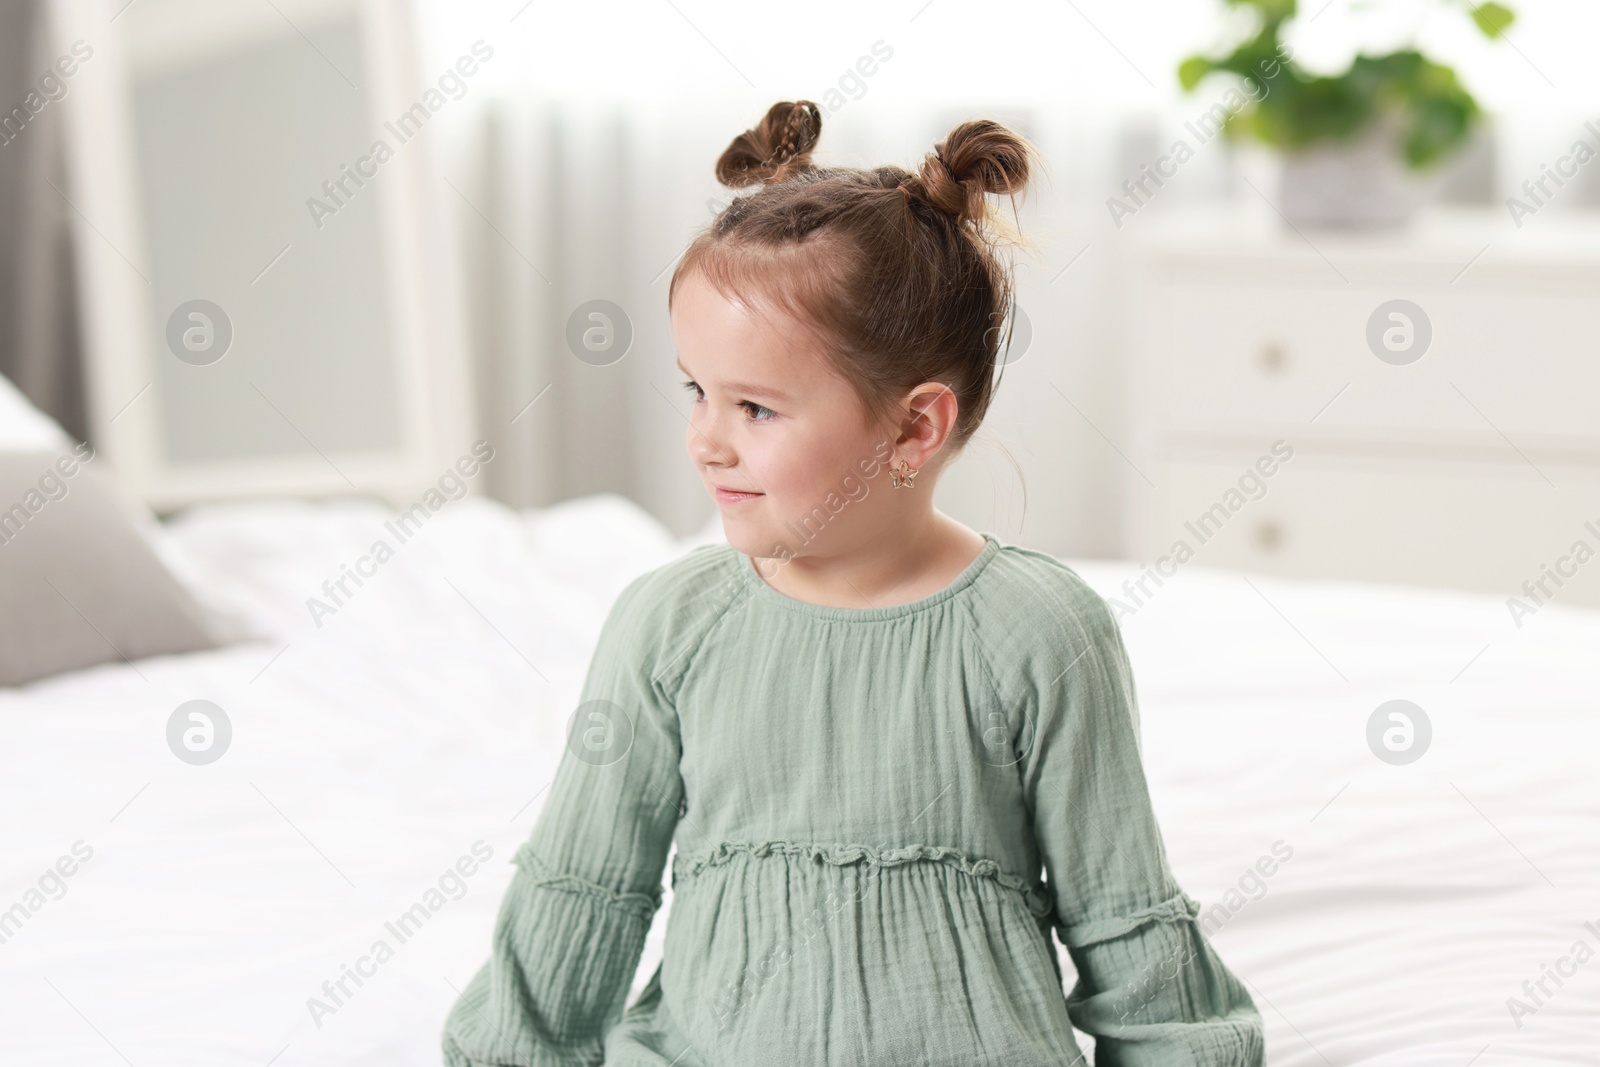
[668,100,1039,461]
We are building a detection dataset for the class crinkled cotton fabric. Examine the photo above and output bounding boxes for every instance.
[442,533,1264,1066]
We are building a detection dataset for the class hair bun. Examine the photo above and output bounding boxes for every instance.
[906,119,1032,227]
[716,100,822,188]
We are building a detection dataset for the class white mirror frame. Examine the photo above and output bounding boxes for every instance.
[49,0,473,511]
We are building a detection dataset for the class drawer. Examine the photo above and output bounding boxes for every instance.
[1132,454,1600,609]
[1139,281,1600,456]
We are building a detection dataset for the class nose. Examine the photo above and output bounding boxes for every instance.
[685,403,732,470]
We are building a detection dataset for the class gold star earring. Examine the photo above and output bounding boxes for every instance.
[888,459,919,488]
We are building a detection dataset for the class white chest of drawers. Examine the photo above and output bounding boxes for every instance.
[1121,207,1600,611]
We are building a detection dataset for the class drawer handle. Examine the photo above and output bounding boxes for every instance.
[1255,519,1285,553]
[1258,341,1288,375]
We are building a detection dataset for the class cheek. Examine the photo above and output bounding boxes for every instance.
[744,430,800,496]
[723,427,807,506]
[763,423,873,502]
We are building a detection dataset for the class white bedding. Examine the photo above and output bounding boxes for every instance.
[1,493,1595,1065]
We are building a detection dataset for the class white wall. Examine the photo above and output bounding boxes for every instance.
[412,0,1599,559]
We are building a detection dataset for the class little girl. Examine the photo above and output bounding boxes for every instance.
[442,100,1264,1066]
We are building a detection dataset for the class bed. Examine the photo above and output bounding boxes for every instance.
[2,491,1595,1065]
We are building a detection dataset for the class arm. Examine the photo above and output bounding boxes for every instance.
[1019,582,1264,1067]
[443,573,683,1067]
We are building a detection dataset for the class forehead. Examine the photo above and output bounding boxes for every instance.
[670,268,837,394]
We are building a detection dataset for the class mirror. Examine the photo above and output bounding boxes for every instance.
[50,0,472,510]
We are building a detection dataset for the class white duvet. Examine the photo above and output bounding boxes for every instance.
[1,493,1595,1065]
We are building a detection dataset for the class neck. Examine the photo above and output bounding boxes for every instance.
[753,507,983,610]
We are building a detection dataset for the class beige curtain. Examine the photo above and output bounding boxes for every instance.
[0,0,86,443]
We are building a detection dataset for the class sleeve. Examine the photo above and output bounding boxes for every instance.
[442,573,684,1067]
[1018,582,1265,1067]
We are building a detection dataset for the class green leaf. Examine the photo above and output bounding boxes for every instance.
[1174,0,1490,165]
[1470,2,1515,38]
[1178,56,1213,92]
[1244,0,1297,21]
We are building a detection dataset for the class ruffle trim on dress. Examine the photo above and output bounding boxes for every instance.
[511,842,662,922]
[671,839,1054,919]
[1055,890,1201,948]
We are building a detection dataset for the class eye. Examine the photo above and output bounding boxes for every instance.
[681,379,777,423]
[741,401,776,422]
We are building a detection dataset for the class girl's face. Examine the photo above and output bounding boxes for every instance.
[670,267,896,560]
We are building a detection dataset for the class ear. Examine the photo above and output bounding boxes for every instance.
[895,381,960,468]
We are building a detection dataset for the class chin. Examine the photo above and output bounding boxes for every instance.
[718,520,778,559]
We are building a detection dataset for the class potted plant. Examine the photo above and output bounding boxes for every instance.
[1178,0,1514,228]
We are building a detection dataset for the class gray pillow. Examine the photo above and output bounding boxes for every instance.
[0,448,221,686]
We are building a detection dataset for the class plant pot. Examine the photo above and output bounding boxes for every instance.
[1276,118,1440,230]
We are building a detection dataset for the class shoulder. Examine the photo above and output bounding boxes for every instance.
[612,541,743,617]
[980,543,1143,744]
[601,542,747,675]
[977,542,1122,646]
[969,542,1133,703]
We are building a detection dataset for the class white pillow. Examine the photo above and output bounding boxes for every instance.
[0,372,252,681]
[0,451,223,685]
[0,372,71,452]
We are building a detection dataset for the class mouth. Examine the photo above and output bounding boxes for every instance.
[712,484,763,504]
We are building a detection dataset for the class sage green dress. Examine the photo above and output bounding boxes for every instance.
[441,534,1264,1066]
